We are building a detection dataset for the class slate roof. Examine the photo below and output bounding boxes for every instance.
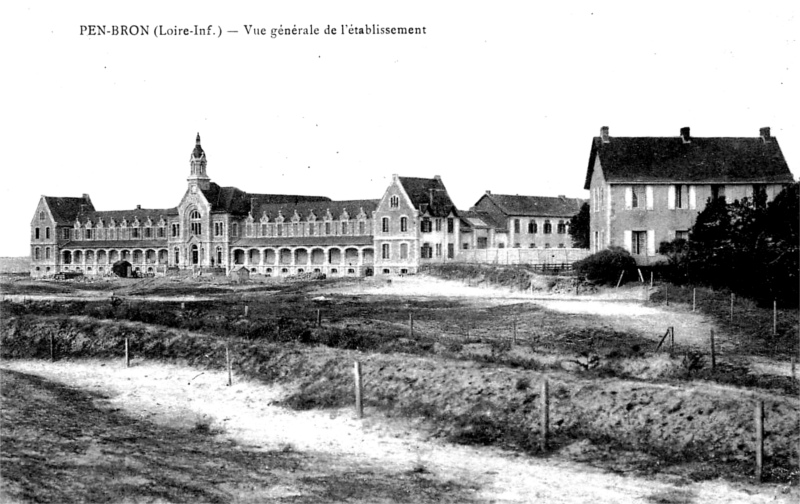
[252,199,379,221]
[61,240,168,250]
[43,196,95,225]
[201,183,331,215]
[585,134,794,189]
[76,208,177,225]
[397,176,457,217]
[458,209,505,230]
[231,236,374,248]
[477,194,585,218]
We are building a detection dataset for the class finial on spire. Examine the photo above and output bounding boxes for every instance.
[196,132,201,145]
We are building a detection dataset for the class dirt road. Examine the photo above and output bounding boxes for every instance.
[3,359,793,503]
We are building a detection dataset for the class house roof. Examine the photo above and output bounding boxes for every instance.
[584,133,794,189]
[478,194,585,218]
[61,240,167,250]
[252,199,379,221]
[201,183,331,215]
[458,209,505,230]
[76,208,177,225]
[397,176,457,217]
[43,196,95,225]
[231,235,374,248]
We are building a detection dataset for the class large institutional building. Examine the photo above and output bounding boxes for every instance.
[29,135,587,277]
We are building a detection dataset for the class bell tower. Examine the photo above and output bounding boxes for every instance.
[188,133,211,190]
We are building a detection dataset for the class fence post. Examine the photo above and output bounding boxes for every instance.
[692,288,696,312]
[125,337,130,368]
[669,326,674,355]
[354,361,363,419]
[316,308,321,327]
[409,313,414,338]
[710,329,716,371]
[540,379,549,451]
[225,344,232,387]
[665,284,669,306]
[730,293,734,324]
[755,400,764,483]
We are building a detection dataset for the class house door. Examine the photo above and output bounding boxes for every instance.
[192,245,199,265]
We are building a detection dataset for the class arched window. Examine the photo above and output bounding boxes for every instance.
[400,243,408,259]
[382,243,390,259]
[400,217,408,232]
[216,246,223,266]
[528,221,537,234]
[557,220,566,234]
[381,217,389,233]
[34,247,40,260]
[543,220,552,234]
[46,227,50,239]
[190,210,202,235]
[45,247,51,259]
[390,195,400,208]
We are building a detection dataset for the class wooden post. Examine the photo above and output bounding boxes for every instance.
[354,361,363,419]
[669,326,674,355]
[692,288,696,312]
[773,300,777,336]
[540,379,549,451]
[225,344,232,387]
[50,333,55,362]
[650,271,653,288]
[710,329,716,371]
[616,270,625,289]
[316,308,321,327]
[125,337,130,368]
[755,400,764,483]
[665,284,669,306]
[409,313,414,338]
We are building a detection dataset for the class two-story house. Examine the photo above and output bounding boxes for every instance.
[585,126,794,264]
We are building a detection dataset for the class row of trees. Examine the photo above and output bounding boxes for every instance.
[658,183,799,306]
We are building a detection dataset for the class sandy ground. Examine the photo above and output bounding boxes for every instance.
[3,359,794,504]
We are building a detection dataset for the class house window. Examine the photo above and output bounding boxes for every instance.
[39,211,45,221]
[420,219,432,233]
[528,221,537,234]
[292,223,298,236]
[276,223,282,236]
[308,223,314,236]
[676,230,689,241]
[543,220,552,234]
[382,217,389,233]
[45,247,51,259]
[447,243,454,258]
[544,243,550,249]
[145,227,152,238]
[435,243,442,257]
[390,195,400,208]
[529,244,536,248]
[400,217,407,232]
[324,222,331,235]
[157,226,165,238]
[382,243,390,259]
[400,243,408,259]
[34,247,40,260]
[514,243,521,248]
[190,210,202,236]
[753,184,767,207]
[447,218,454,233]
[359,221,365,234]
[131,228,139,238]
[435,219,442,232]
[514,219,520,233]
[632,231,648,255]
[45,227,50,239]
[85,229,93,239]
[477,237,488,249]
[557,221,566,234]
[341,222,347,234]
[174,247,180,264]
[675,185,685,209]
[421,244,433,259]
[63,228,71,240]
[231,222,238,237]
[172,223,180,237]
[631,186,641,208]
[35,228,40,239]
[711,185,726,201]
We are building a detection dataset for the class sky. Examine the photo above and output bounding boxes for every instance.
[2,1,797,256]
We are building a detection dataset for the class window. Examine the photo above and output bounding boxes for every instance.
[145,227,152,238]
[711,185,726,201]
[477,237,488,249]
[382,243,390,259]
[85,229,93,239]
[214,222,224,236]
[308,223,314,236]
[157,226,165,238]
[676,185,684,209]
[529,244,536,248]
[39,211,45,221]
[420,219,432,233]
[631,186,641,208]
[35,228,40,239]
[544,243,550,249]
[63,228,71,240]
[676,230,689,241]
[34,247,40,260]
[324,222,331,235]
[359,221,365,234]
[258,223,265,236]
[341,222,347,234]
[390,195,400,208]
[557,221,566,234]
[174,247,180,264]
[514,243,521,248]
[528,221,537,234]
[447,243,454,259]
[172,223,180,237]
[753,184,767,208]
[216,246,223,265]
[45,227,50,239]
[292,223,298,236]
[435,243,442,257]
[382,217,390,233]
[543,220,552,234]
[190,211,202,235]
[276,223,282,236]
[400,217,407,232]
[447,218,454,233]
[514,219,520,233]
[631,231,648,255]
[400,243,408,259]
[421,244,433,259]
[435,219,442,232]
[131,228,139,238]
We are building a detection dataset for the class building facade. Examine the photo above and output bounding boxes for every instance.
[585,126,794,264]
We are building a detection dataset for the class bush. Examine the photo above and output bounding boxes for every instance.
[573,247,638,285]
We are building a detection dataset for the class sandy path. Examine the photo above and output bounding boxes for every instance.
[2,359,793,504]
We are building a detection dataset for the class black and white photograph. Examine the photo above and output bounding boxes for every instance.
[1,1,798,502]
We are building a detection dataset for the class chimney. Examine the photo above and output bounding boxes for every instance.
[760,127,771,142]
[600,126,610,143]
[680,127,691,143]
[434,175,441,181]
[136,204,141,210]
[485,190,491,195]
[82,193,90,201]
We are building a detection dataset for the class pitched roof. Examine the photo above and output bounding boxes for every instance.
[76,208,177,225]
[458,209,505,230]
[252,199,379,221]
[585,134,794,189]
[478,194,585,218]
[201,182,331,215]
[397,176,457,217]
[231,235,374,248]
[44,196,95,225]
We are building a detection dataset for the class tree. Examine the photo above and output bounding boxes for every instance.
[569,202,590,249]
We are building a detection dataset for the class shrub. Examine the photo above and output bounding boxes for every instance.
[573,246,637,285]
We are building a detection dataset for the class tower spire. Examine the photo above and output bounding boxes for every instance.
[188,133,210,190]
